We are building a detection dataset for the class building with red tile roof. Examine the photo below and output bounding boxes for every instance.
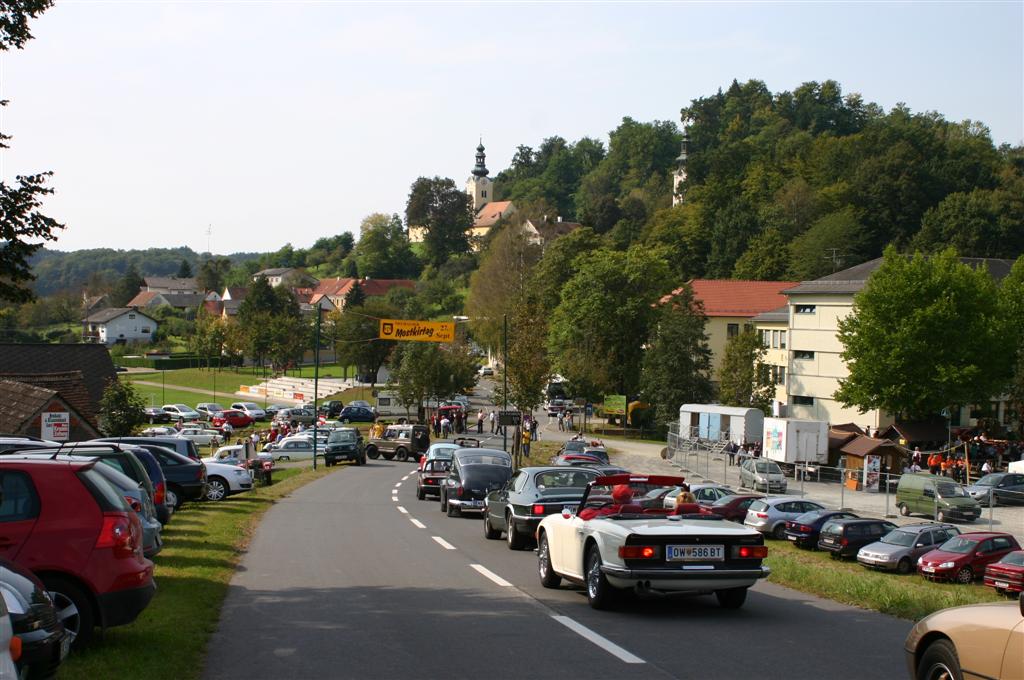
[311,278,416,310]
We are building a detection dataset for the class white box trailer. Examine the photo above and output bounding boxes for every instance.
[763,417,828,464]
[678,404,764,444]
[375,391,416,419]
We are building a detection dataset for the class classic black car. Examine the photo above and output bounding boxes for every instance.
[484,466,598,549]
[440,448,512,517]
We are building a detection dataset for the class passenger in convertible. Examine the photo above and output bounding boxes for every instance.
[579,484,638,520]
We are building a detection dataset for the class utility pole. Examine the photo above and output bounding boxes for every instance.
[312,307,322,470]
[503,313,508,453]
[823,248,844,273]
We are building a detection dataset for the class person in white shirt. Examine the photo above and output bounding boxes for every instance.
[981,460,993,475]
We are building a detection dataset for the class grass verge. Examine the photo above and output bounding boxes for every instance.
[57,464,340,680]
[764,539,1006,620]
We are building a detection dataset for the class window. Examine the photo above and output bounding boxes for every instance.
[792,395,814,406]
[992,537,1013,551]
[482,190,487,197]
[780,331,787,349]
[772,330,780,348]
[794,350,815,360]
[128,313,136,320]
[795,305,816,314]
[761,330,771,346]
[141,327,151,333]
[0,472,40,523]
[727,323,739,338]
[776,366,786,385]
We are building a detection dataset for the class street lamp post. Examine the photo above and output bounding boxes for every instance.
[312,306,323,471]
[503,313,508,453]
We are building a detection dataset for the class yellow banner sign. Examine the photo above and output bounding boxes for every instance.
[378,319,455,343]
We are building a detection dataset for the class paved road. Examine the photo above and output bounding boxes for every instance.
[203,457,911,680]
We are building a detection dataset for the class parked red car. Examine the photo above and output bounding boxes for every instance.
[0,458,156,648]
[918,532,1021,584]
[707,493,765,522]
[984,550,1024,595]
[211,409,254,430]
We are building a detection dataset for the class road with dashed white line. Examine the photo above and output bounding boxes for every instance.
[202,457,910,680]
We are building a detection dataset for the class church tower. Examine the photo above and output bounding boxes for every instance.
[466,140,492,212]
[672,124,690,207]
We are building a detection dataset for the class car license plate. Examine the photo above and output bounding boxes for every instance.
[562,505,577,515]
[667,544,724,561]
[923,566,936,573]
[787,535,797,541]
[996,581,1009,588]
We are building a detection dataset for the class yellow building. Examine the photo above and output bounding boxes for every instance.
[751,305,789,414]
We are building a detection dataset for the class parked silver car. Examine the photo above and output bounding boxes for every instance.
[965,473,1024,506]
[660,483,736,509]
[744,497,826,539]
[739,458,788,493]
[856,523,961,573]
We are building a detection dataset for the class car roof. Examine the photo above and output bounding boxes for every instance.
[897,523,958,531]
[824,517,887,525]
[954,532,1014,539]
[520,466,598,475]
[0,454,96,469]
[763,496,806,504]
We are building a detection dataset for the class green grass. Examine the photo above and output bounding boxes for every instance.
[57,465,341,680]
[764,539,1006,620]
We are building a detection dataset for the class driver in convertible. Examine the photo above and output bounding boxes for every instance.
[579,484,636,520]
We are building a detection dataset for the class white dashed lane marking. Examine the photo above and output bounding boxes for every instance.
[397,506,408,514]
[551,615,645,664]
[432,536,456,550]
[469,564,512,587]
[410,518,426,528]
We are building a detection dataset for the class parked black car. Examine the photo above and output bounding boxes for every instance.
[0,558,69,679]
[784,509,859,548]
[131,448,171,525]
[484,466,598,549]
[130,445,208,509]
[318,400,345,418]
[338,406,376,424]
[818,518,899,559]
[95,436,200,462]
[143,407,171,423]
[324,428,365,466]
[440,448,512,518]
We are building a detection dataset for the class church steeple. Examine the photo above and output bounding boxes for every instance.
[466,138,493,211]
[672,123,690,207]
[472,139,489,178]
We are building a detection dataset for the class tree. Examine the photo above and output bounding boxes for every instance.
[405,176,472,267]
[343,279,366,309]
[99,378,146,436]
[0,1,61,304]
[505,293,550,413]
[788,208,868,280]
[112,264,145,306]
[731,227,791,280]
[196,257,232,293]
[329,298,399,385]
[640,286,714,425]
[386,341,477,412]
[354,213,420,279]
[998,256,1024,434]
[718,329,774,414]
[176,259,193,278]
[547,246,672,399]
[835,247,1013,419]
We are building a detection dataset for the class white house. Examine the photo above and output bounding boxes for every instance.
[81,307,158,346]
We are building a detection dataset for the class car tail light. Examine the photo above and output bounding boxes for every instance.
[95,513,136,558]
[456,484,464,498]
[840,538,849,546]
[736,545,769,559]
[123,496,143,514]
[154,481,166,506]
[9,635,21,662]
[532,504,546,516]
[755,512,769,519]
[800,525,814,533]
[618,545,658,559]
[197,465,206,480]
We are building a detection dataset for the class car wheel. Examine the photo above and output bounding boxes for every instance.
[772,523,786,540]
[896,557,912,575]
[916,639,962,680]
[484,514,501,539]
[715,586,748,610]
[43,575,94,649]
[166,485,182,510]
[206,477,228,502]
[447,499,460,517]
[955,566,973,584]
[506,513,527,550]
[899,503,910,517]
[417,486,425,501]
[366,446,379,460]
[396,447,408,462]
[538,533,561,588]
[585,546,616,610]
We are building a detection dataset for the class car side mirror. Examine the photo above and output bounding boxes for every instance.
[915,542,925,548]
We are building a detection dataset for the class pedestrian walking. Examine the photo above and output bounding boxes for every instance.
[489,410,496,434]
[441,416,451,438]
[557,411,565,432]
[521,427,531,459]
[530,418,538,441]
[476,409,484,434]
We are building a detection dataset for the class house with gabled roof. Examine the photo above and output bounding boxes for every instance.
[0,379,101,441]
[0,344,117,410]
[144,276,199,295]
[311,277,415,311]
[82,307,158,345]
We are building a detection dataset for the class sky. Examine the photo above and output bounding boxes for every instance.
[2,1,1022,254]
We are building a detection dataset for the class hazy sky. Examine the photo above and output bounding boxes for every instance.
[2,1,1021,254]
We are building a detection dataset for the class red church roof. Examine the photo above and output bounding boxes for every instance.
[661,279,797,318]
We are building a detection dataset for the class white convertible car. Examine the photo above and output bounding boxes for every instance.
[536,474,770,610]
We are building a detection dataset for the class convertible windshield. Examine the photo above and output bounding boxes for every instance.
[936,482,968,498]
[938,536,979,554]
[880,530,917,547]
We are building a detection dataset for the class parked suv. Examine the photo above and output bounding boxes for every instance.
[817,518,899,559]
[365,424,429,462]
[857,523,961,573]
[0,458,155,647]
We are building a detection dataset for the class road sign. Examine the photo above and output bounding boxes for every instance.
[585,404,593,417]
[603,394,627,415]
[378,319,455,343]
[498,411,521,426]
[41,411,69,441]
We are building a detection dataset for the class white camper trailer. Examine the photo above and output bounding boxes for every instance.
[762,417,829,464]
[678,404,764,445]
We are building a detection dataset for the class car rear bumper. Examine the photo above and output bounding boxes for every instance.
[983,573,1023,591]
[177,481,207,502]
[449,498,486,512]
[602,565,770,580]
[97,580,156,628]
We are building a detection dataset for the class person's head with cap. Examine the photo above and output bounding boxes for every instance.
[611,484,633,505]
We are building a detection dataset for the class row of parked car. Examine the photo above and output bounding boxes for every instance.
[0,431,266,678]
